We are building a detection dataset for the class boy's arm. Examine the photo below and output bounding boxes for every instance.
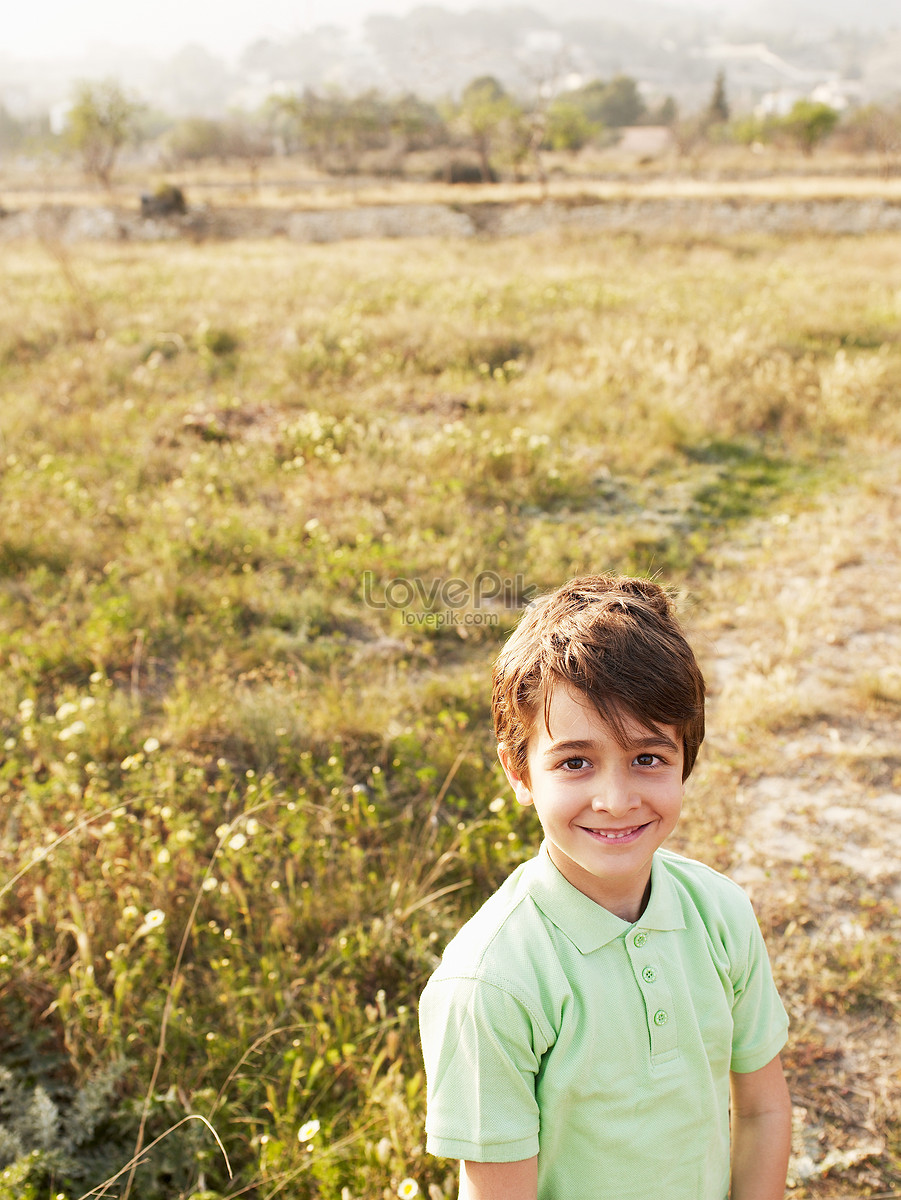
[460,1157,538,1200]
[730,1054,792,1200]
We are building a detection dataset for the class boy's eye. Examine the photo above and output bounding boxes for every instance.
[634,753,662,767]
[561,757,588,771]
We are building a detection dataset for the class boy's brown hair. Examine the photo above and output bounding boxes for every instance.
[492,575,706,783]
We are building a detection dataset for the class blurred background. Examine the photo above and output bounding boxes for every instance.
[1,0,900,188]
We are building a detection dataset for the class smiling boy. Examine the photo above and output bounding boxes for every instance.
[419,575,791,1200]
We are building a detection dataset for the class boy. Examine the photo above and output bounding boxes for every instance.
[419,575,791,1200]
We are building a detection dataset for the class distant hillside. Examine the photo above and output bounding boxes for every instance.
[1,1,898,120]
[239,6,896,112]
[732,0,900,31]
[535,0,899,29]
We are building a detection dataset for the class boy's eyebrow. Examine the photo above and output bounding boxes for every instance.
[542,734,680,758]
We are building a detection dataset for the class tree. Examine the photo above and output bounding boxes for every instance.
[270,90,323,164]
[648,95,678,127]
[561,76,646,130]
[388,93,447,153]
[835,103,901,176]
[459,75,519,181]
[270,87,447,175]
[600,75,647,127]
[777,99,839,156]
[672,112,713,163]
[544,100,600,151]
[729,113,768,147]
[0,103,26,153]
[273,88,433,175]
[164,115,271,188]
[510,35,587,186]
[67,79,142,187]
[706,71,730,125]
[166,117,237,163]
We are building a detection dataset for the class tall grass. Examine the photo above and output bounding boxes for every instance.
[1,228,900,1198]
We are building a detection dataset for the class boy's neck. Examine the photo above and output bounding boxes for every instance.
[545,844,653,923]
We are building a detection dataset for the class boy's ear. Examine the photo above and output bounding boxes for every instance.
[497,743,534,808]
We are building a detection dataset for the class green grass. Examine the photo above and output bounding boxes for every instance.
[1,228,900,1198]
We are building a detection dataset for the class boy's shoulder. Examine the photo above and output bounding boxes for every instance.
[653,847,765,948]
[429,849,636,985]
[427,851,618,997]
[431,855,546,976]
[655,846,748,894]
[655,846,754,901]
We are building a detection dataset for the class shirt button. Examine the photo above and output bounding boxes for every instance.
[653,1009,668,1026]
[642,966,657,983]
[633,932,648,948]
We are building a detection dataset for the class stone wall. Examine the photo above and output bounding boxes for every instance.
[3,196,901,244]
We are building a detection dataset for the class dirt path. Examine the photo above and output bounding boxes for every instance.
[700,448,901,1195]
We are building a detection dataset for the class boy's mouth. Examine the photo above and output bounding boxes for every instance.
[581,823,650,843]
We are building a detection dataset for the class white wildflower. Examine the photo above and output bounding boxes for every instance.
[133,908,166,939]
[375,1137,392,1164]
[298,1118,320,1143]
[58,721,87,741]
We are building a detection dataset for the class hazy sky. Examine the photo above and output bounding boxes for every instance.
[5,0,733,62]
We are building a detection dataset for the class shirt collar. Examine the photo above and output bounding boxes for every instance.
[526,843,686,955]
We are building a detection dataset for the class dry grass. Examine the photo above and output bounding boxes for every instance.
[5,147,901,213]
[0,224,899,1197]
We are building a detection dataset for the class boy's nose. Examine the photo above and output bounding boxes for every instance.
[590,774,640,815]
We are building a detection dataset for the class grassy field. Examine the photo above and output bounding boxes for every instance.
[1,223,900,1199]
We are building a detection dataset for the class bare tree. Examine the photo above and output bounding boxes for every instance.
[67,79,143,189]
[838,102,901,177]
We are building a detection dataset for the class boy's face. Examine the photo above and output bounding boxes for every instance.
[499,682,684,922]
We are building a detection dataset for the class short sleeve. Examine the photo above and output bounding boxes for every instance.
[728,899,789,1074]
[419,973,551,1162]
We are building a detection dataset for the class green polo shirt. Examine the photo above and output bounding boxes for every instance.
[419,845,788,1200]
